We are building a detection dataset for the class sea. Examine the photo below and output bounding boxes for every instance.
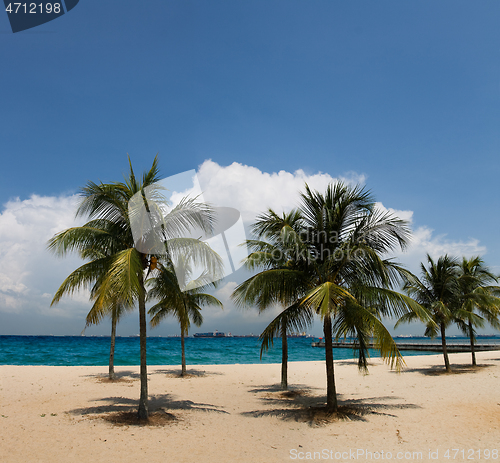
[1,335,499,366]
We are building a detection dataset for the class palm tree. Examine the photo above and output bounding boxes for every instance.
[86,300,130,381]
[148,258,223,376]
[48,157,215,420]
[236,183,428,411]
[456,256,500,366]
[398,254,461,372]
[107,305,124,380]
[78,245,133,381]
[297,183,430,411]
[232,209,313,390]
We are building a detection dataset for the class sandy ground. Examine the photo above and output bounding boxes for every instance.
[1,351,499,463]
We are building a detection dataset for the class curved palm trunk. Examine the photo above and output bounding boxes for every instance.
[440,322,451,372]
[324,315,338,412]
[137,283,149,421]
[109,314,117,381]
[281,322,288,390]
[180,327,186,376]
[468,320,476,366]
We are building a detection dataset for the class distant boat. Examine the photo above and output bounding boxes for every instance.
[287,332,312,338]
[193,330,226,338]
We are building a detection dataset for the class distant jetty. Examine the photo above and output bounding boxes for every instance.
[311,340,500,352]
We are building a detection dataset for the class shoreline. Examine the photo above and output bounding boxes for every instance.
[1,352,499,462]
[4,335,499,367]
[0,350,493,368]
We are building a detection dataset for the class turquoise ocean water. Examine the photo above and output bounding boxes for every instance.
[2,335,498,366]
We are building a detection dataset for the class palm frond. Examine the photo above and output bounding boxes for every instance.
[50,257,112,305]
[259,303,314,358]
[300,281,356,318]
[232,268,307,311]
[92,248,144,313]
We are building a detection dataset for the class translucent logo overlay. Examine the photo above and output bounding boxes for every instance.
[128,170,247,291]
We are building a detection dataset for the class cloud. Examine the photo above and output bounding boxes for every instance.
[197,159,366,222]
[0,161,489,335]
[0,194,89,316]
[410,227,485,258]
[373,200,486,273]
[395,226,486,274]
[197,160,486,273]
[374,201,414,224]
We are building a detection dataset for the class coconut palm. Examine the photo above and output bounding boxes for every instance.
[456,256,500,366]
[148,258,223,376]
[398,254,461,372]
[232,209,313,390]
[236,183,428,411]
[48,157,216,420]
[296,183,430,411]
[107,305,125,380]
[76,243,133,381]
[85,298,130,381]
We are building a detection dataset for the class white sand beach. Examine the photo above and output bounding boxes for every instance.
[1,351,499,463]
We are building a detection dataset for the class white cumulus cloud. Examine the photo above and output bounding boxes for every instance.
[0,194,88,316]
[0,161,489,335]
[197,160,366,222]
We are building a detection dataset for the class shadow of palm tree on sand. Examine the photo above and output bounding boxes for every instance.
[152,367,224,378]
[242,384,421,427]
[394,363,494,376]
[67,393,229,426]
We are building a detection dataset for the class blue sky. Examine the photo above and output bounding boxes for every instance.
[0,1,499,336]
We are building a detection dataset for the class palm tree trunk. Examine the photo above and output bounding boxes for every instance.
[181,327,186,376]
[324,315,338,412]
[281,322,288,390]
[440,322,451,372]
[468,320,476,366]
[137,284,149,421]
[109,313,117,381]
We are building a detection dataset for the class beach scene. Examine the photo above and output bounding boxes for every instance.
[1,2,499,463]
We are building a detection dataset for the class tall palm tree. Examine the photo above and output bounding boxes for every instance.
[78,244,133,381]
[48,157,215,420]
[398,254,460,372]
[148,258,223,376]
[456,256,500,366]
[237,183,428,411]
[296,183,429,411]
[232,209,313,390]
[85,299,130,381]
[107,305,125,380]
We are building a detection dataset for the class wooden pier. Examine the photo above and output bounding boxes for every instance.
[311,341,500,353]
